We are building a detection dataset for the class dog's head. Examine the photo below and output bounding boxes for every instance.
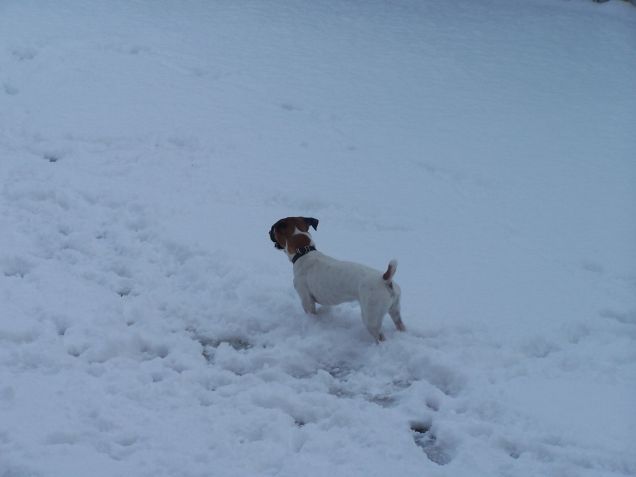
[269,217,319,256]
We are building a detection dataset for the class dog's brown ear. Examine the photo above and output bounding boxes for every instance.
[303,217,319,230]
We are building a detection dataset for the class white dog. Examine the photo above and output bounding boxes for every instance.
[269,216,405,342]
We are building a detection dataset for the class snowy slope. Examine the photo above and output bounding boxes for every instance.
[1,0,635,476]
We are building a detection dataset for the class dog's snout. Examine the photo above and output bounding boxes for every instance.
[269,225,283,249]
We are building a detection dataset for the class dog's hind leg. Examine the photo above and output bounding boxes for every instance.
[389,305,406,332]
[388,288,406,332]
[360,295,388,343]
[362,313,385,343]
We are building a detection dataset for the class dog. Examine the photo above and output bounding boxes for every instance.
[269,216,405,342]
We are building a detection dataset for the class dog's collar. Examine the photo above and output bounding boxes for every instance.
[292,245,316,264]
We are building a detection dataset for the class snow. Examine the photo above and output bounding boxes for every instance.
[1,0,635,475]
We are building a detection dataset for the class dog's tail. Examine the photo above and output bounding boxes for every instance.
[382,259,398,283]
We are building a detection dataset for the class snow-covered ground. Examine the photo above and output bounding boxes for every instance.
[1,0,635,475]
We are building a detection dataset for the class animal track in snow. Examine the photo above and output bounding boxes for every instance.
[600,308,636,325]
[3,82,19,96]
[1,256,33,278]
[410,420,454,465]
[521,336,560,359]
[43,153,60,163]
[195,334,253,362]
[581,259,604,274]
[280,102,303,112]
[11,46,38,61]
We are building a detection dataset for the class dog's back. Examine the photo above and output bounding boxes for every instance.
[294,251,393,306]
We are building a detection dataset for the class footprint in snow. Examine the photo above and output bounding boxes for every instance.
[1,256,33,278]
[3,82,19,96]
[581,260,604,274]
[521,336,560,359]
[43,153,60,163]
[11,46,38,61]
[600,308,636,325]
[410,420,454,466]
[194,334,252,362]
[280,102,302,112]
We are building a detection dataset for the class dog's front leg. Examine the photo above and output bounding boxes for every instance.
[293,279,316,314]
[302,298,317,315]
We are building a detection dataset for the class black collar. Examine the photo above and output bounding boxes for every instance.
[292,245,316,264]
